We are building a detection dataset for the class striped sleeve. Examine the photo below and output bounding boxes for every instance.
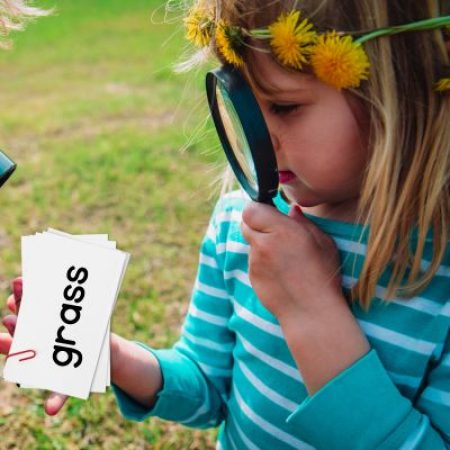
[286,312,450,449]
[112,198,234,427]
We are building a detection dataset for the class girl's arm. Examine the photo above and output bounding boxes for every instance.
[110,195,236,427]
[241,202,450,449]
[282,306,450,450]
[110,333,162,409]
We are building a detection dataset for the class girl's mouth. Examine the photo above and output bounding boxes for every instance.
[278,170,296,184]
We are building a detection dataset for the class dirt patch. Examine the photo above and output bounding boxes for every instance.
[0,373,28,414]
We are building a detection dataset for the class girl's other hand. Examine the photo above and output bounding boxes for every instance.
[1,277,68,416]
[241,202,347,324]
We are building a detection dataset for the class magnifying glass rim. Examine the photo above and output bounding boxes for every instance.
[206,65,278,204]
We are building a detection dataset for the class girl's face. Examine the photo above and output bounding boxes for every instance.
[248,52,370,222]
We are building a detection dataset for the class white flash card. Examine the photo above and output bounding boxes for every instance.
[17,231,116,393]
[21,230,119,393]
[3,232,129,399]
[45,230,118,392]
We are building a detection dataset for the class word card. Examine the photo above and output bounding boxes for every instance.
[2,229,130,399]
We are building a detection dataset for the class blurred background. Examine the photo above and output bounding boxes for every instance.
[0,0,224,448]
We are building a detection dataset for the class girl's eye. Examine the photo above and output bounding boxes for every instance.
[269,103,301,116]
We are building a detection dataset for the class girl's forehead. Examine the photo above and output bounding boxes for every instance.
[246,50,315,96]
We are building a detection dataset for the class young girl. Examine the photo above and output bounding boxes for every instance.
[2,0,450,448]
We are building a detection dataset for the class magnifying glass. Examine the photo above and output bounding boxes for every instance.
[206,65,279,205]
[0,150,16,189]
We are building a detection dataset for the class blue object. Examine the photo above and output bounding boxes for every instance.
[0,150,16,188]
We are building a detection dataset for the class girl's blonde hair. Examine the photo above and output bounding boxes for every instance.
[183,0,450,310]
[0,0,49,48]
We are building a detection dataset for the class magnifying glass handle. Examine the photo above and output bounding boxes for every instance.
[258,187,278,207]
[263,197,275,207]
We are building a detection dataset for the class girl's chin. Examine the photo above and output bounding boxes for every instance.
[296,200,321,208]
[281,188,321,208]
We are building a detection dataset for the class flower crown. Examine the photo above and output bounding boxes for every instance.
[184,5,450,92]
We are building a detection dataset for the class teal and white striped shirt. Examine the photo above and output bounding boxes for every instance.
[113,190,450,449]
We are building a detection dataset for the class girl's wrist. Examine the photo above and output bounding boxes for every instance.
[110,332,163,409]
[279,300,370,395]
[277,293,348,331]
[110,332,124,379]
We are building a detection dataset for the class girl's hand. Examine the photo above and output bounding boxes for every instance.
[0,277,68,415]
[241,202,346,324]
[2,278,162,414]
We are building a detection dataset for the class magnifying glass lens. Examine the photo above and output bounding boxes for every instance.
[206,66,278,205]
[216,85,258,191]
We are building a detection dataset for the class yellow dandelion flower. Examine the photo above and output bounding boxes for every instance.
[215,21,244,67]
[310,32,370,89]
[268,10,317,69]
[184,4,214,48]
[435,77,450,92]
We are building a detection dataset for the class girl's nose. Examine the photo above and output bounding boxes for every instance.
[269,131,286,167]
[270,132,281,154]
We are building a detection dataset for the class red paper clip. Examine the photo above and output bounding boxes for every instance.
[6,349,37,362]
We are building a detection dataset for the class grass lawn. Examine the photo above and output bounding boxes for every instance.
[0,0,226,448]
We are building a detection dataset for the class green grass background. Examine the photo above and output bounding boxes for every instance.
[0,0,226,448]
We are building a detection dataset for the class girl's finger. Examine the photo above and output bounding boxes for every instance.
[288,205,325,246]
[2,315,17,336]
[242,202,280,233]
[241,221,259,244]
[6,294,17,314]
[12,278,22,311]
[0,332,12,354]
[44,392,69,416]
